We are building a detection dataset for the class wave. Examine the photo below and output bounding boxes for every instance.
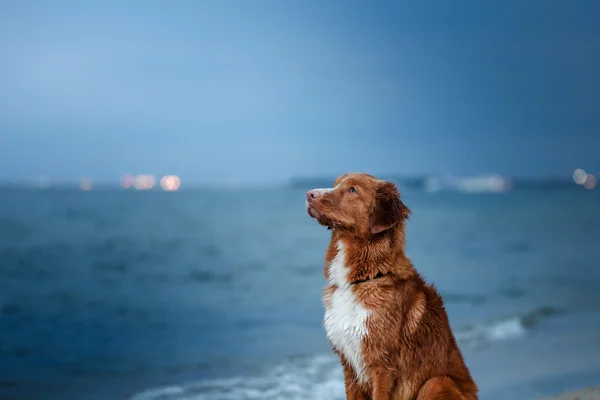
[454,306,560,345]
[130,355,344,400]
[129,306,561,400]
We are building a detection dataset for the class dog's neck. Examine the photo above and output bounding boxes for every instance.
[326,224,415,284]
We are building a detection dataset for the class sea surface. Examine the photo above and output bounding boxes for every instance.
[1,185,599,400]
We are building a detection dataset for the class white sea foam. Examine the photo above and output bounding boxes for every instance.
[455,306,560,345]
[130,354,345,400]
[455,316,527,344]
[129,308,559,400]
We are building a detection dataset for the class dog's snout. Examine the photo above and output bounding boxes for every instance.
[306,190,321,201]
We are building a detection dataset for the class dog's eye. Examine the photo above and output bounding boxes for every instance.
[348,187,357,194]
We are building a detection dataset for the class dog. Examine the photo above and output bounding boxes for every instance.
[306,173,478,400]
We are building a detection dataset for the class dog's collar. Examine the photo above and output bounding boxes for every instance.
[351,271,393,285]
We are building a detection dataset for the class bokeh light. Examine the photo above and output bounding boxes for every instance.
[79,178,93,191]
[573,168,587,185]
[134,174,156,190]
[120,173,135,189]
[160,175,181,191]
[584,174,597,190]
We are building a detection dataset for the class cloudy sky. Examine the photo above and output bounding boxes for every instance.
[1,0,599,184]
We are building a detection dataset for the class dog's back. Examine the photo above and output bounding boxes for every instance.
[389,275,477,399]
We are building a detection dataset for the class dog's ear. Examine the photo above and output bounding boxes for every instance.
[369,182,410,235]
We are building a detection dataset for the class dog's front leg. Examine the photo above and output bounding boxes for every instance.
[340,356,369,400]
[370,368,394,400]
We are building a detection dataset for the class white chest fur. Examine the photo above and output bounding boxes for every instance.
[324,242,371,383]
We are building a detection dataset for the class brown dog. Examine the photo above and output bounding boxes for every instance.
[306,173,478,400]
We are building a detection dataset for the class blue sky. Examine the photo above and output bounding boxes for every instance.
[1,1,599,184]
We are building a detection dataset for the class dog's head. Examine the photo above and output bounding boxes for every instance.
[306,173,410,236]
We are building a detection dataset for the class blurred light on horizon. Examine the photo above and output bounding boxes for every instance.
[134,174,156,190]
[573,169,588,185]
[79,178,93,191]
[120,174,134,189]
[584,174,597,190]
[160,175,181,192]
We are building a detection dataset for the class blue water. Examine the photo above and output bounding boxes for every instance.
[1,186,599,400]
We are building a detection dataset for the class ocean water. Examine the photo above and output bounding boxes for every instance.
[1,186,599,400]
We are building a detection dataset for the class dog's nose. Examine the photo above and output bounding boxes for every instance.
[306,190,321,201]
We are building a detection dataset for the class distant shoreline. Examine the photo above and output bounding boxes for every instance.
[0,175,582,191]
[290,175,579,192]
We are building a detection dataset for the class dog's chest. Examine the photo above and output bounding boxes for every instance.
[324,286,370,382]
[323,242,371,383]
